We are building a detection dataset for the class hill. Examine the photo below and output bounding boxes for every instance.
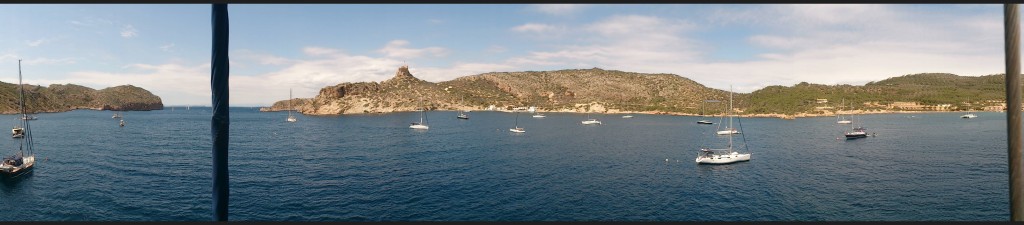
[264,66,735,115]
[264,67,1011,117]
[0,83,163,114]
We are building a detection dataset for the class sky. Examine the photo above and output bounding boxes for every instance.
[0,4,1008,106]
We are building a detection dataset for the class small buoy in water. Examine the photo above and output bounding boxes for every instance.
[665,158,669,162]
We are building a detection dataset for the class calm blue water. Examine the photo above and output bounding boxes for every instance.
[0,108,1010,221]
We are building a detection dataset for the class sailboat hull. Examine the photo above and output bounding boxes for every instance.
[837,120,852,124]
[696,152,750,164]
[0,156,33,176]
[410,124,429,129]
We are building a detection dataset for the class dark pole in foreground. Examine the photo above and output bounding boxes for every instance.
[211,3,230,222]
[1006,4,1023,221]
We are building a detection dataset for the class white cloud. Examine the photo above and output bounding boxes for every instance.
[506,14,702,75]
[0,54,17,61]
[303,47,342,56]
[26,39,47,47]
[377,40,448,59]
[511,23,559,33]
[531,4,586,15]
[413,62,517,82]
[22,57,76,65]
[234,49,292,65]
[68,17,113,27]
[585,15,695,36]
[159,43,175,52]
[120,25,138,38]
[486,45,507,54]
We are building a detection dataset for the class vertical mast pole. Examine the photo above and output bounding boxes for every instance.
[210,3,230,221]
[1006,3,1023,221]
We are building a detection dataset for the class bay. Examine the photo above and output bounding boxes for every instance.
[0,108,1009,221]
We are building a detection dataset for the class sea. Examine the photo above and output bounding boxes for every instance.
[0,107,1010,221]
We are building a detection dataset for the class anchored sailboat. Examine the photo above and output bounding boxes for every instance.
[696,85,750,165]
[410,99,429,129]
[716,98,740,135]
[286,88,297,122]
[844,107,870,139]
[457,96,468,120]
[581,113,601,125]
[697,98,715,124]
[961,97,978,119]
[509,111,525,133]
[2,60,36,177]
[837,99,852,124]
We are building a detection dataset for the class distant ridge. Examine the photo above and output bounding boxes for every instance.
[262,67,1009,117]
[0,83,163,114]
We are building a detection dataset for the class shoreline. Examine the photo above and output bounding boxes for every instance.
[263,106,1001,119]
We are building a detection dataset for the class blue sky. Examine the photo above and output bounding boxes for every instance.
[0,4,1007,106]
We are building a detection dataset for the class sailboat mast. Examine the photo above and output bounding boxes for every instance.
[17,59,29,156]
[850,102,855,129]
[838,99,843,121]
[514,111,519,127]
[288,88,293,116]
[728,85,733,150]
[18,60,25,118]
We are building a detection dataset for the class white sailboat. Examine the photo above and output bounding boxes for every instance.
[622,115,634,118]
[457,96,469,120]
[532,113,546,118]
[112,111,122,119]
[697,85,750,165]
[509,111,525,133]
[286,88,297,122]
[2,60,36,176]
[961,97,977,119]
[410,108,429,129]
[716,99,740,135]
[837,99,852,124]
[410,99,429,129]
[581,113,601,125]
[697,98,714,125]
